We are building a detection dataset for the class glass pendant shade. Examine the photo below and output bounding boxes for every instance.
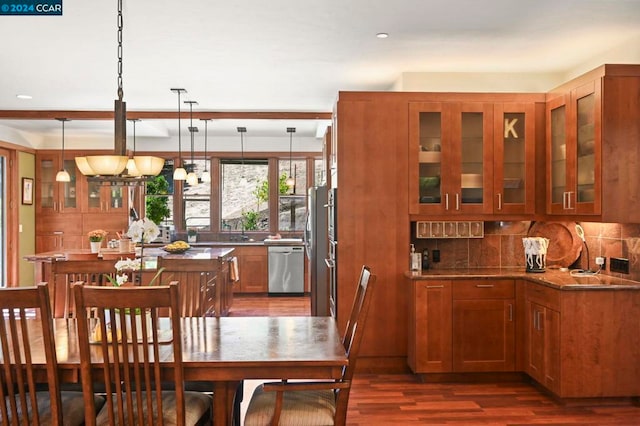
[126,158,141,176]
[75,157,95,176]
[174,166,187,180]
[186,171,198,186]
[286,175,295,187]
[85,155,128,176]
[56,169,70,182]
[201,169,211,183]
[133,156,165,176]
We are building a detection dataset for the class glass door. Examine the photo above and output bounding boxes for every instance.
[547,95,570,214]
[493,102,535,215]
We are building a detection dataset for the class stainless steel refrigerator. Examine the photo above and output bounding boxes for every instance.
[305,186,329,316]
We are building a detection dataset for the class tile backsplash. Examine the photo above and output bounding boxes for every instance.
[412,221,640,282]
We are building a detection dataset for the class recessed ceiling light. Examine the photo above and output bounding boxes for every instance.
[16,94,32,100]
[376,33,389,39]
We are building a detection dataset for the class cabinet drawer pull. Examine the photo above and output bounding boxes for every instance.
[475,284,494,288]
[497,193,502,210]
[445,193,449,210]
[425,285,444,289]
[455,193,460,211]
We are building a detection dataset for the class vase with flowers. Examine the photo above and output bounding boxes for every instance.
[88,229,108,253]
[126,218,160,263]
[94,258,165,343]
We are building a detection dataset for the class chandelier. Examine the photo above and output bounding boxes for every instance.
[75,0,164,184]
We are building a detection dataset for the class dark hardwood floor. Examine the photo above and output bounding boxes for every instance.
[233,295,640,425]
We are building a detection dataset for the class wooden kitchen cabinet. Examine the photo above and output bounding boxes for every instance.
[524,282,562,396]
[526,299,561,395]
[546,64,640,222]
[492,103,537,215]
[452,280,516,372]
[409,102,494,216]
[547,82,600,216]
[233,246,268,293]
[35,151,80,215]
[524,281,640,398]
[408,279,452,373]
[85,181,129,213]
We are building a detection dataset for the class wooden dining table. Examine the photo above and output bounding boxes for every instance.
[35,316,347,425]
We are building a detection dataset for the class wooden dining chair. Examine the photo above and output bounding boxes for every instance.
[0,284,98,425]
[156,257,219,317]
[72,282,212,426]
[243,265,377,426]
[50,258,119,318]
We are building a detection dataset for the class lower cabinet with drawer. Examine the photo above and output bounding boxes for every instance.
[452,280,516,372]
[408,278,515,374]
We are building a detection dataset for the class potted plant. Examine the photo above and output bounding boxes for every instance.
[88,229,108,253]
[187,228,197,243]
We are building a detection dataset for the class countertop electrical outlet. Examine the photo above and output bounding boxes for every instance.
[610,257,629,274]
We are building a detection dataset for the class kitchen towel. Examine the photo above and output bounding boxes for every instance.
[230,257,239,282]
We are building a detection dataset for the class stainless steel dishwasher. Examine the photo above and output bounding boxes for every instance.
[268,245,305,295]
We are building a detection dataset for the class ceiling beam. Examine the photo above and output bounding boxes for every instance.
[0,110,332,120]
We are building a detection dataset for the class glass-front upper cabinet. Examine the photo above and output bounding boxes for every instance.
[547,81,601,215]
[409,102,493,216]
[36,153,79,215]
[493,103,536,215]
[86,181,127,213]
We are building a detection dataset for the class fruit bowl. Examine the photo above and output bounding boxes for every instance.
[162,241,191,254]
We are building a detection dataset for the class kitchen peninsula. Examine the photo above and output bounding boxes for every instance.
[24,246,235,317]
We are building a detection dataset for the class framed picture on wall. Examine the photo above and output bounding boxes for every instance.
[22,177,33,205]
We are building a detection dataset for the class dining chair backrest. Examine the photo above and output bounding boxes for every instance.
[156,257,218,317]
[334,265,376,419]
[73,282,189,426]
[243,265,376,426]
[0,284,63,424]
[50,259,119,318]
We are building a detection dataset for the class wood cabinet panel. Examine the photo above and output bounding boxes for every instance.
[408,280,452,373]
[452,279,515,372]
[546,64,640,222]
[452,279,515,299]
[233,246,268,293]
[525,299,560,395]
[453,299,515,372]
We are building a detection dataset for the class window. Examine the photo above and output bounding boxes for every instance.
[220,159,269,232]
[145,161,174,227]
[183,159,211,231]
[278,159,307,231]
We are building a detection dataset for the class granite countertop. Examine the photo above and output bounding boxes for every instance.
[24,247,235,262]
[405,268,640,290]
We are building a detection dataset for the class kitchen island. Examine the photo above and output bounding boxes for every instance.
[406,268,640,399]
[24,247,236,317]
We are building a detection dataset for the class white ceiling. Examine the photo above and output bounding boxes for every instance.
[1,0,640,146]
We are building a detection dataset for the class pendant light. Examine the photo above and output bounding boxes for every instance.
[285,127,296,188]
[238,127,247,184]
[185,100,199,186]
[200,118,212,183]
[75,0,164,181]
[171,88,187,181]
[125,119,141,177]
[55,118,71,182]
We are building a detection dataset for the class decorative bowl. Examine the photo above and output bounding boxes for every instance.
[163,246,189,254]
[162,241,191,254]
[420,176,440,189]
